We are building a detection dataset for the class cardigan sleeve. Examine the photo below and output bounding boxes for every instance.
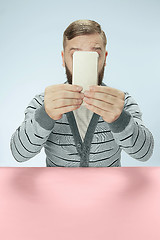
[108,92,154,162]
[10,93,56,162]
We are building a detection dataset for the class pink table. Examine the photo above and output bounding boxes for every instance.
[0,167,160,240]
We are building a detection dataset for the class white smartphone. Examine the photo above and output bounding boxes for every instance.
[72,51,99,103]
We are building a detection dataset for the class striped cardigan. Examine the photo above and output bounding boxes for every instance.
[10,81,154,167]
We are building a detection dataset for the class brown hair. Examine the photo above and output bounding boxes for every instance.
[63,19,107,50]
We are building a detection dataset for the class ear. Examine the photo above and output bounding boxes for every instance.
[61,51,65,67]
[104,51,108,66]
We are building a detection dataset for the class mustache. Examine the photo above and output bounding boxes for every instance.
[64,63,105,85]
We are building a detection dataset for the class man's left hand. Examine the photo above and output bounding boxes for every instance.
[83,85,125,123]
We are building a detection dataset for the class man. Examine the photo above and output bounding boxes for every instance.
[10,19,154,167]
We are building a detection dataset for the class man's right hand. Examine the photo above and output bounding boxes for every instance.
[44,84,84,120]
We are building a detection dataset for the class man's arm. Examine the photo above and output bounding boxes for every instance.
[108,92,154,161]
[83,85,154,162]
[10,93,56,162]
[10,83,84,163]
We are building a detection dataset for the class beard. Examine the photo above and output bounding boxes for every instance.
[64,62,105,86]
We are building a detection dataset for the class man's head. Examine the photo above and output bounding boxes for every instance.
[61,19,108,85]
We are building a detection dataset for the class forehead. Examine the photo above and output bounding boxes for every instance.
[65,33,104,49]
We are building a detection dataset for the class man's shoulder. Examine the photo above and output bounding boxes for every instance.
[34,92,45,102]
[27,92,45,108]
[38,92,45,98]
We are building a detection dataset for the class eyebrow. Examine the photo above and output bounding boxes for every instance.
[69,47,102,52]
[91,47,102,51]
[69,48,81,51]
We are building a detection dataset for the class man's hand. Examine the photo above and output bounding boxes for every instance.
[44,84,84,120]
[83,85,125,123]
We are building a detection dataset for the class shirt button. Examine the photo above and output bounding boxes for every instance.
[77,143,81,148]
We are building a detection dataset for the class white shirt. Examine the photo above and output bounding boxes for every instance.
[73,103,93,142]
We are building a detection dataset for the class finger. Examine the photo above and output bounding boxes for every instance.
[84,97,116,113]
[86,89,125,110]
[84,102,120,123]
[84,101,109,117]
[54,104,81,116]
[46,84,83,94]
[90,85,124,99]
[52,91,84,101]
[54,98,83,109]
[85,91,123,105]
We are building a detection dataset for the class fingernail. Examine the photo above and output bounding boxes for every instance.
[84,91,89,96]
[89,86,94,91]
[84,97,89,101]
[77,86,82,91]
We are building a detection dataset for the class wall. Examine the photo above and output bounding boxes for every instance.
[0,0,159,166]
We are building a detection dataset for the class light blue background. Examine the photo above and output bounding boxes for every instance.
[0,0,159,166]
